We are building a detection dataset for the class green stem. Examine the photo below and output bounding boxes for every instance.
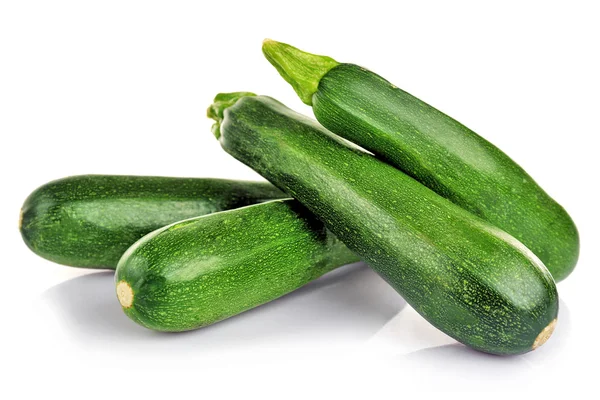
[262,39,339,105]
[207,92,256,139]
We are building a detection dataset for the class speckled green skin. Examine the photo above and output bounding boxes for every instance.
[116,199,359,331]
[20,175,286,269]
[213,94,559,355]
[311,64,579,282]
[262,41,579,282]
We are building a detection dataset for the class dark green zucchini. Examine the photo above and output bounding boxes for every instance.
[115,199,359,331]
[262,39,579,282]
[20,175,285,269]
[210,92,558,355]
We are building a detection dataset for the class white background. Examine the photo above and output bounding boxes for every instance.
[1,1,598,398]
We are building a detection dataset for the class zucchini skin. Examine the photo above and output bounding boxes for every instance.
[213,94,559,355]
[115,199,359,331]
[20,175,286,269]
[262,40,578,282]
[312,64,578,282]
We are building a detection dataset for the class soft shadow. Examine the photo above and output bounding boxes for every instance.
[404,298,570,360]
[383,299,572,389]
[42,262,406,351]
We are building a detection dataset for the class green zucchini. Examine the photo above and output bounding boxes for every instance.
[262,40,579,282]
[20,175,286,269]
[210,92,558,355]
[115,199,359,331]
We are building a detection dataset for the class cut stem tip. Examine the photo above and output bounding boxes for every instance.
[532,318,557,350]
[117,280,134,308]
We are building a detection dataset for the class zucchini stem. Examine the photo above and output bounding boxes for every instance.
[207,92,256,139]
[262,39,339,105]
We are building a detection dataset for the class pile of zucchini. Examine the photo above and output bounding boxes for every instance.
[20,40,578,355]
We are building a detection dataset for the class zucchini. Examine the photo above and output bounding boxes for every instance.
[115,199,359,331]
[262,40,579,282]
[20,175,285,269]
[210,92,558,355]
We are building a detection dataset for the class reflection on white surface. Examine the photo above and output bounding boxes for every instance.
[369,299,570,356]
[41,260,570,375]
[42,262,405,351]
[368,303,457,352]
